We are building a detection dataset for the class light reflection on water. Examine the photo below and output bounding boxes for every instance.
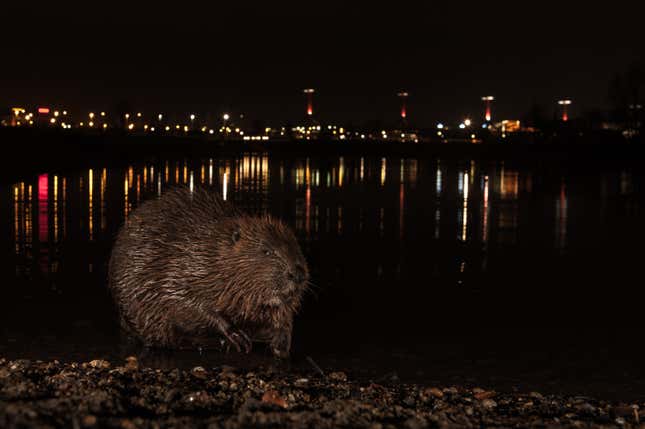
[7,153,640,284]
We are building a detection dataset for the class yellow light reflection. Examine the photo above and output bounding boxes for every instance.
[223,170,229,201]
[461,172,469,242]
[124,175,129,219]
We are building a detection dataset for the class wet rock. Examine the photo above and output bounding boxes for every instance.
[81,414,97,427]
[529,391,544,399]
[262,389,288,409]
[481,399,497,409]
[426,387,444,398]
[403,417,427,429]
[120,419,136,429]
[124,356,138,371]
[474,390,496,400]
[191,366,207,379]
[88,360,110,370]
[329,371,347,382]
[294,378,309,387]
[402,396,416,407]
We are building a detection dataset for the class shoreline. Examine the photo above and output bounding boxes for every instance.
[1,127,643,185]
[1,357,642,428]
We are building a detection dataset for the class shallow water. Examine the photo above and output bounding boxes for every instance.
[1,150,645,399]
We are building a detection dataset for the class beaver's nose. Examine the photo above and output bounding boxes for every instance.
[288,265,306,284]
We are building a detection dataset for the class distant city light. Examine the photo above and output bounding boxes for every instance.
[54,111,60,117]
[437,123,444,129]
[464,119,472,126]
[100,111,106,116]
[137,112,142,117]
[89,112,95,119]
[38,107,50,114]
[303,88,315,116]
[481,96,494,121]
[158,114,163,120]
[558,99,572,121]
[50,118,56,124]
[223,113,230,121]
[397,91,409,119]
[459,123,466,129]
[190,114,196,121]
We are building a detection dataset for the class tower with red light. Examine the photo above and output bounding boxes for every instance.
[481,96,494,122]
[303,88,315,117]
[558,99,572,121]
[397,91,409,120]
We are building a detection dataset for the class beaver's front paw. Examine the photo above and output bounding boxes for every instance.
[223,329,252,354]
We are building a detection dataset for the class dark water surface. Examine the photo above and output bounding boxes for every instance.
[2,149,645,400]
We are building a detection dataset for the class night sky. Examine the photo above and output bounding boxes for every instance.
[2,2,643,126]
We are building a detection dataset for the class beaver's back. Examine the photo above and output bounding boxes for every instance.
[108,187,237,335]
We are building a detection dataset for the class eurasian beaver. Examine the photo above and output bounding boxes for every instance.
[108,186,309,357]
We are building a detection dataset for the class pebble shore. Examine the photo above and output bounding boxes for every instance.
[1,357,643,428]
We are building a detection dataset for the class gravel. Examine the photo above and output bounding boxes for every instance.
[0,356,643,428]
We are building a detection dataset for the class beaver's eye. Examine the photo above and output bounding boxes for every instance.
[263,248,273,256]
[232,230,241,243]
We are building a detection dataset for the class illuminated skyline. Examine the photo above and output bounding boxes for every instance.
[1,3,642,125]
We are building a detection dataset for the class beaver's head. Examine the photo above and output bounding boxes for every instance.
[210,215,309,315]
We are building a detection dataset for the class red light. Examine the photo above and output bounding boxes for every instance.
[38,107,50,114]
[401,106,407,119]
[306,92,313,116]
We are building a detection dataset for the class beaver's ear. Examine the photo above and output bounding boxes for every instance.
[231,228,241,244]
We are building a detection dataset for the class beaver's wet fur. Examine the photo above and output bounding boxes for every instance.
[108,186,309,357]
